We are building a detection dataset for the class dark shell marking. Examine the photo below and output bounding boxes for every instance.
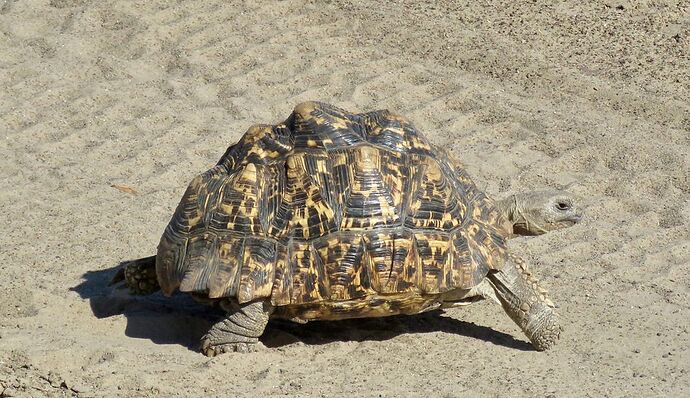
[156,102,508,316]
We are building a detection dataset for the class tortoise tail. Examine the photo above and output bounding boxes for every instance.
[111,255,160,295]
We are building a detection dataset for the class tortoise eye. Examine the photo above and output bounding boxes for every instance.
[555,202,571,211]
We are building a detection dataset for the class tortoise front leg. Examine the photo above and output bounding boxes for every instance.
[201,300,272,356]
[487,254,562,350]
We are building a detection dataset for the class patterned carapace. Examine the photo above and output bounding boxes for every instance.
[156,102,508,307]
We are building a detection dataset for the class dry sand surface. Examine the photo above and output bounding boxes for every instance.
[1,0,689,397]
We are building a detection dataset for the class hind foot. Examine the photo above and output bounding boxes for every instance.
[110,256,159,295]
[199,300,271,356]
[200,339,264,356]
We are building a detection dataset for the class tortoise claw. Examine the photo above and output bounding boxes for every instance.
[201,340,263,356]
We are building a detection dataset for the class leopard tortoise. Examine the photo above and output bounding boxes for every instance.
[114,101,582,356]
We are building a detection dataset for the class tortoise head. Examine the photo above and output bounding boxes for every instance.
[502,190,583,235]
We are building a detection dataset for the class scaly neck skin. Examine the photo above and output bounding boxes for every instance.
[497,195,518,223]
[497,194,549,235]
[496,195,519,235]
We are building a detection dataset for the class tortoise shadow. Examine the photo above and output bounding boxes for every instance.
[264,314,533,351]
[72,263,533,353]
[72,263,217,352]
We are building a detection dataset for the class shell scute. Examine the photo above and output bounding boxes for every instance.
[289,241,330,303]
[404,156,466,231]
[237,236,276,303]
[335,146,405,230]
[314,234,372,301]
[360,109,434,156]
[363,229,422,294]
[289,101,366,150]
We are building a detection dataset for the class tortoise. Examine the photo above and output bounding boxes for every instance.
[114,101,582,356]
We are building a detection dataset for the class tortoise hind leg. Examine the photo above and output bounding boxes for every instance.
[201,300,273,356]
[486,254,562,350]
[110,255,160,295]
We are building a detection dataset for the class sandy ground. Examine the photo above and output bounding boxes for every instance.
[1,0,689,397]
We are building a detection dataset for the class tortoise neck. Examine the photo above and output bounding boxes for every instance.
[497,194,518,224]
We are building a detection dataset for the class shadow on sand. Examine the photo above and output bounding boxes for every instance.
[72,262,533,353]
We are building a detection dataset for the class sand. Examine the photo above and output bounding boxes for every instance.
[1,0,688,397]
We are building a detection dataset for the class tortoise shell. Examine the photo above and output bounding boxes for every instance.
[156,101,509,311]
